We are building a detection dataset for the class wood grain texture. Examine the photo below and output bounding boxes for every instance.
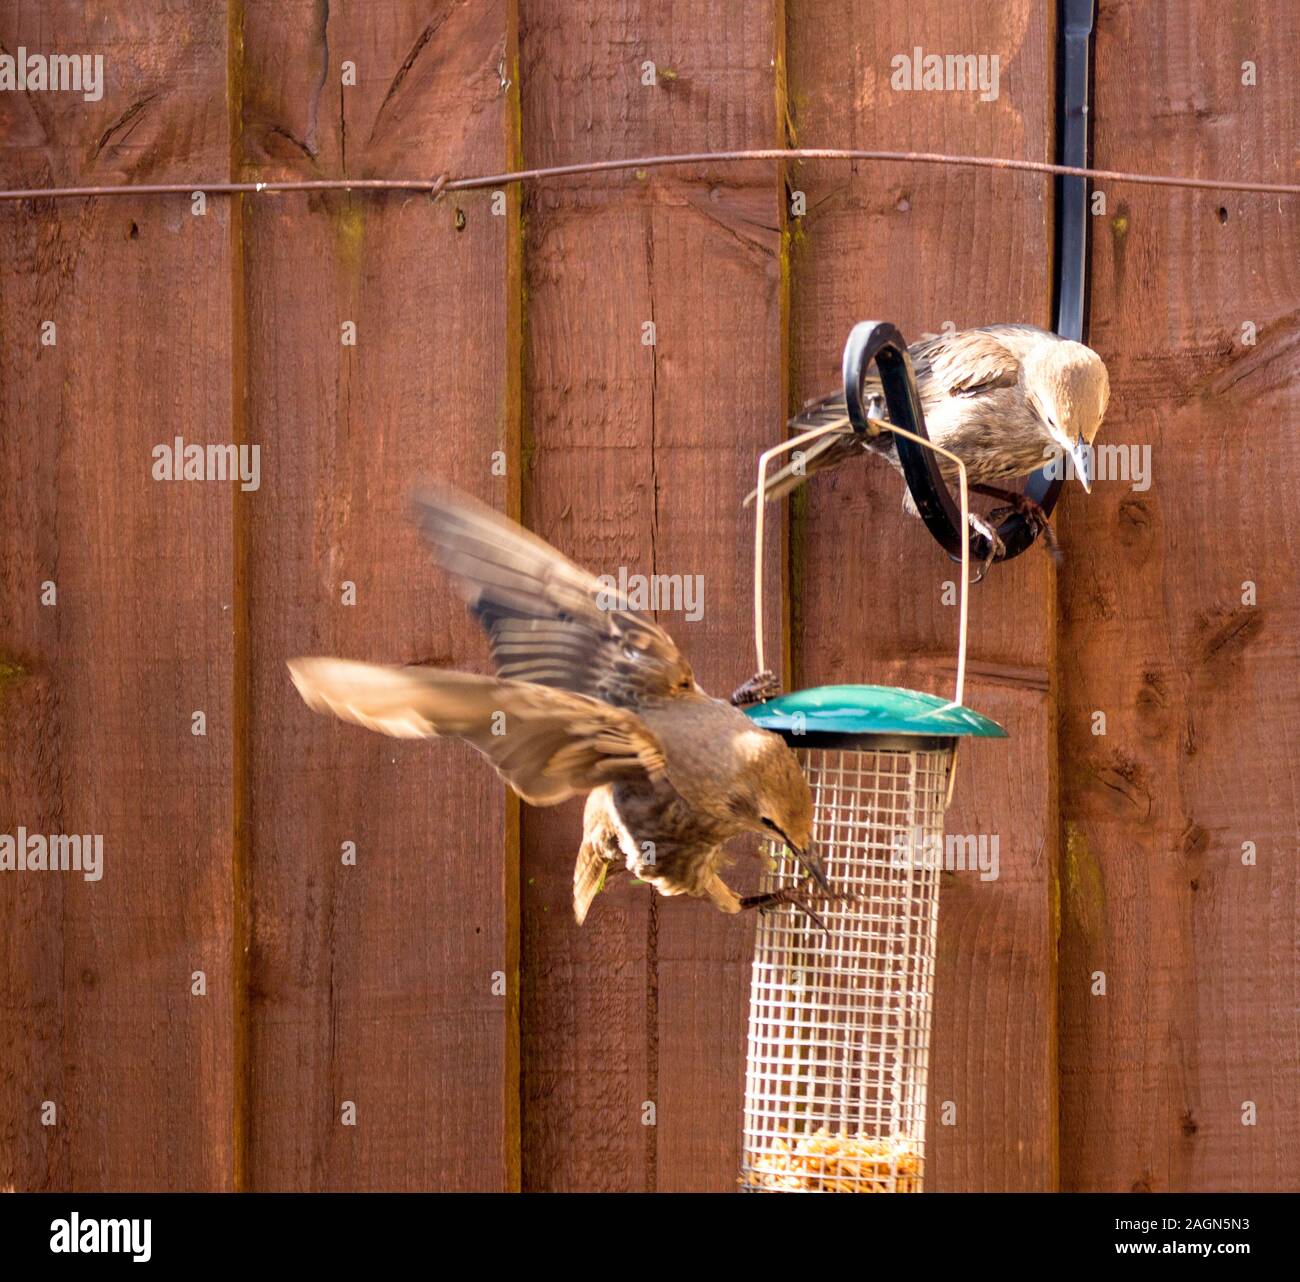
[786,0,1059,1190]
[1058,0,1300,1192]
[238,0,518,1190]
[518,0,784,1191]
[1,0,1295,1197]
[0,4,235,1190]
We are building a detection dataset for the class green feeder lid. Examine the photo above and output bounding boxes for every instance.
[743,683,1007,747]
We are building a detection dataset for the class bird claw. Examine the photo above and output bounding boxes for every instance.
[730,669,782,707]
[741,881,852,936]
[966,513,1006,584]
[974,484,1063,563]
[987,498,1062,562]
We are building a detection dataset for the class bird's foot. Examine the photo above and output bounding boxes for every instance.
[741,882,850,935]
[730,669,781,707]
[966,512,1006,584]
[975,486,1063,562]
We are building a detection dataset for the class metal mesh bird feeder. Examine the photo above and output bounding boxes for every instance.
[738,320,1008,1192]
[737,688,1004,1193]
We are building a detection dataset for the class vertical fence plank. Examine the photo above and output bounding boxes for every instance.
[519,1,785,1190]
[0,6,235,1189]
[239,0,518,1189]
[787,0,1058,1190]
[646,10,786,1194]
[1059,0,1300,1191]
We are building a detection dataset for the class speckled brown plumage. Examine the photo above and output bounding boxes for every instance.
[750,323,1110,507]
[289,485,813,926]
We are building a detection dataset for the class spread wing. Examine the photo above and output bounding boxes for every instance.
[413,486,695,707]
[288,659,666,806]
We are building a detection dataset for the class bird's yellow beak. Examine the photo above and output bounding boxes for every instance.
[1069,433,1093,493]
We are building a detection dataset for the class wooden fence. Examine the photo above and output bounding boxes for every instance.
[1,1,1295,1192]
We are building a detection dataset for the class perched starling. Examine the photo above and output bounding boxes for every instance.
[748,324,1110,566]
[289,487,821,926]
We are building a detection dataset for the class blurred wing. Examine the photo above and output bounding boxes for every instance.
[288,658,667,806]
[413,486,695,707]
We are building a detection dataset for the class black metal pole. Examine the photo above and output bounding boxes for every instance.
[1023,0,1098,520]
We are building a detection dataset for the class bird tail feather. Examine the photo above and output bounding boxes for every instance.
[572,842,610,926]
[287,657,504,741]
[743,426,865,505]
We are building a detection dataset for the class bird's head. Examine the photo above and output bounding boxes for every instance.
[731,730,814,856]
[1024,340,1110,492]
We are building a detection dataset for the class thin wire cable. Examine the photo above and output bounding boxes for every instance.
[1,147,1297,203]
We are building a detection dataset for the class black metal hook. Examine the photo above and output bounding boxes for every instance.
[841,320,999,563]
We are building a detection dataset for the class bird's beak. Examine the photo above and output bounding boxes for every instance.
[790,842,832,895]
[768,825,831,894]
[1069,432,1093,493]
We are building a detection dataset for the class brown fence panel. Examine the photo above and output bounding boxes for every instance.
[239,0,519,1190]
[518,1,785,1191]
[4,0,1295,1199]
[1059,0,1300,1192]
[786,0,1059,1190]
[0,5,235,1190]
